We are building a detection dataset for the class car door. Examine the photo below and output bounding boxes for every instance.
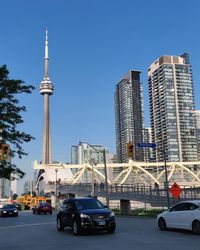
[180,202,199,230]
[165,203,187,228]
[59,200,69,226]
[65,200,75,226]
[60,200,75,227]
[172,203,191,229]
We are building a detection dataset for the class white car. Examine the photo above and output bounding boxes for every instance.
[157,200,200,234]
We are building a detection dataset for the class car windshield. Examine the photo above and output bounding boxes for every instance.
[39,202,50,206]
[3,205,16,209]
[75,199,105,210]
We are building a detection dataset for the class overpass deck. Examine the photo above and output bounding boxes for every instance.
[46,183,200,207]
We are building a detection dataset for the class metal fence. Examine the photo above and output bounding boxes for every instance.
[44,182,200,207]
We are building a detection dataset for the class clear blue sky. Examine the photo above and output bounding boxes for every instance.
[1,0,200,190]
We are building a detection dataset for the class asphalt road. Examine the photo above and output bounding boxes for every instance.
[0,210,199,250]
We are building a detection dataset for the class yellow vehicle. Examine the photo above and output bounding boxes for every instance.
[16,195,47,210]
[16,195,32,209]
[30,196,47,209]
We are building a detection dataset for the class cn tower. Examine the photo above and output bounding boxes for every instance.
[40,30,54,164]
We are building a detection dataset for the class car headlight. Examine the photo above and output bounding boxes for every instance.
[109,211,115,217]
[80,213,90,219]
[3,211,7,213]
[14,210,18,212]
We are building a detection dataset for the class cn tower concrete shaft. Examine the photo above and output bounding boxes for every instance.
[42,94,51,164]
[40,30,54,164]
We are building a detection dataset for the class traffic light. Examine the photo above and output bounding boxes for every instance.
[1,143,10,160]
[127,142,134,159]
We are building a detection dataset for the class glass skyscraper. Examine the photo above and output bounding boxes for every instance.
[148,53,198,162]
[194,110,200,160]
[115,70,144,163]
[71,142,114,182]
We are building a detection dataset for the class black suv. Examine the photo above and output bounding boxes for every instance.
[56,197,116,235]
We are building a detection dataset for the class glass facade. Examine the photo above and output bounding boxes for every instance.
[194,110,200,160]
[148,54,198,162]
[115,70,144,163]
[0,178,10,198]
[71,143,113,183]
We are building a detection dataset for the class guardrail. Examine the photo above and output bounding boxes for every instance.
[44,183,200,207]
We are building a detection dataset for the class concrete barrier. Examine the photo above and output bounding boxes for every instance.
[120,199,130,214]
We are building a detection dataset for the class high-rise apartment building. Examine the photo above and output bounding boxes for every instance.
[24,180,34,194]
[143,128,153,162]
[0,178,10,198]
[71,143,105,165]
[148,53,198,162]
[71,142,114,182]
[194,110,200,160]
[115,70,144,163]
[10,178,17,196]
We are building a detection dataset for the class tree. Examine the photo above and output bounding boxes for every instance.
[32,191,37,197]
[12,193,18,200]
[0,65,35,179]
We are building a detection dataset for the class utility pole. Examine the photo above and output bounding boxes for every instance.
[137,142,170,208]
[162,141,170,209]
[91,163,95,197]
[103,149,109,207]
[0,129,2,141]
[79,141,110,207]
[55,169,58,210]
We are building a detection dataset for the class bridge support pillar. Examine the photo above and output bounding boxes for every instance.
[120,199,130,215]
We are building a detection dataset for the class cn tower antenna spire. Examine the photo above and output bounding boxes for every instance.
[44,29,49,79]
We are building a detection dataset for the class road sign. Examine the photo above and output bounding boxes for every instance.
[137,143,156,148]
[170,182,182,198]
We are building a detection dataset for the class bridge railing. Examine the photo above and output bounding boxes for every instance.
[44,182,200,200]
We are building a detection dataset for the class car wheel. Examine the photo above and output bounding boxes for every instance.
[107,226,116,234]
[57,218,64,231]
[192,220,200,234]
[37,211,40,215]
[33,210,35,214]
[158,217,167,231]
[72,220,82,235]
[49,211,52,215]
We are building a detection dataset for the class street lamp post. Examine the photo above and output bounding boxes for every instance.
[137,142,170,209]
[102,149,109,207]
[80,141,109,207]
[55,168,58,210]
[155,142,170,209]
[162,143,170,209]
[91,163,95,197]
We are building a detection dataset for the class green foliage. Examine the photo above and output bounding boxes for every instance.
[0,65,35,179]
[113,208,166,217]
[32,191,37,197]
[12,193,18,200]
